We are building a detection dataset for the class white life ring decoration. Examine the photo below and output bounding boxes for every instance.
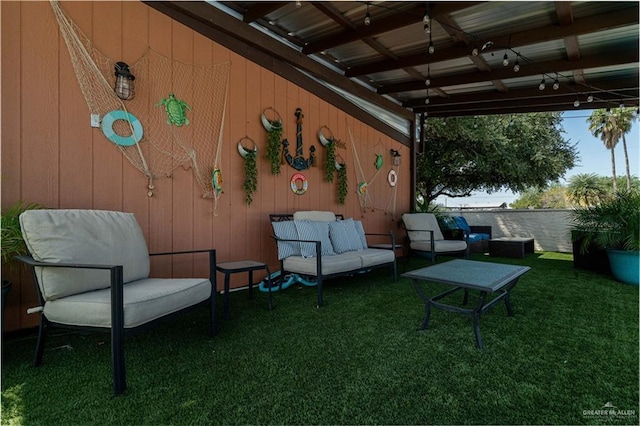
[290,173,308,195]
[101,110,143,146]
[387,169,398,187]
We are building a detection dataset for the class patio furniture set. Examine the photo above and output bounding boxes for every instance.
[14,209,532,396]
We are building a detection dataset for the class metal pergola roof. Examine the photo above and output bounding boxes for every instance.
[146,1,639,143]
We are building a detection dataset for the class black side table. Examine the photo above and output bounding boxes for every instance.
[216,260,272,320]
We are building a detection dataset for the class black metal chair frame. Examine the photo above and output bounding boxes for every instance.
[16,249,217,396]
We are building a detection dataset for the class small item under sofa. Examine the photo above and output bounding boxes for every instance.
[269,211,397,307]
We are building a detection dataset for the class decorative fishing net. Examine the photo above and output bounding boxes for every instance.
[51,0,230,211]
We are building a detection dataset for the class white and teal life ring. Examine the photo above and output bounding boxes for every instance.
[101,110,143,146]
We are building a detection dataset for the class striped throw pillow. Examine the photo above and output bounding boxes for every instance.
[329,218,363,253]
[294,220,335,258]
[353,220,368,249]
[271,221,301,260]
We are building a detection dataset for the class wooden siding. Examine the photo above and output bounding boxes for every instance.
[0,1,410,332]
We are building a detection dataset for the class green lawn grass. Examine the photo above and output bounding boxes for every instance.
[2,252,638,425]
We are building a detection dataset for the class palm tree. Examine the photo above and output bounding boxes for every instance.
[587,109,619,193]
[567,173,608,207]
[610,107,636,190]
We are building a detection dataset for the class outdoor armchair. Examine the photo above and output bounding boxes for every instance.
[402,213,469,263]
[16,209,217,396]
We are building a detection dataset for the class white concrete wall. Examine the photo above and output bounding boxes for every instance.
[445,209,574,253]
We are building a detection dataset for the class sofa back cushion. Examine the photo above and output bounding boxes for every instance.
[20,209,150,301]
[293,211,336,222]
[294,220,336,258]
[271,220,302,260]
[402,213,444,242]
[453,216,471,232]
[329,218,364,253]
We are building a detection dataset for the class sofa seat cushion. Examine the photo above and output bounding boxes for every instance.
[410,240,468,253]
[42,278,211,328]
[358,248,395,268]
[283,253,362,276]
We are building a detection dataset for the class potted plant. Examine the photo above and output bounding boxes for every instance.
[570,190,640,285]
[1,201,45,333]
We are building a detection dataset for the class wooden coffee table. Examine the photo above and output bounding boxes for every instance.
[402,259,530,349]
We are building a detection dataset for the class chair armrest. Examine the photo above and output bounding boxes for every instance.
[365,230,396,247]
[15,255,119,271]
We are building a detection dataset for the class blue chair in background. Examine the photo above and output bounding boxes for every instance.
[439,216,492,253]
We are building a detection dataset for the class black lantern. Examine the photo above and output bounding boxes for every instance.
[114,62,135,100]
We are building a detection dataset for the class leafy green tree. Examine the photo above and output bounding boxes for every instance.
[567,173,608,207]
[417,113,577,204]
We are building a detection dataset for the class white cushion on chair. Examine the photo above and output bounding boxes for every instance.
[42,277,211,328]
[402,213,444,241]
[20,209,150,301]
[411,240,467,253]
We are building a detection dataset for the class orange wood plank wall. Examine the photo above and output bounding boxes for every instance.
[0,1,410,332]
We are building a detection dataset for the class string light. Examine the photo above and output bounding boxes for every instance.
[502,51,509,67]
[538,76,546,91]
[423,6,430,34]
[587,95,594,103]
[471,45,479,56]
[425,63,431,86]
[424,89,430,105]
[428,33,435,54]
[364,3,371,26]
[552,75,560,90]
[513,57,520,72]
[574,97,580,107]
[296,0,302,8]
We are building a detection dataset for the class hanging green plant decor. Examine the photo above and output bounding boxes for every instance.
[243,150,258,205]
[266,122,283,175]
[337,163,348,205]
[325,139,337,182]
[262,108,284,175]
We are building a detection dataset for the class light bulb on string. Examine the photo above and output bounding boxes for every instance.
[587,95,594,103]
[425,64,431,86]
[502,52,509,67]
[471,46,479,56]
[553,76,560,90]
[538,76,546,91]
[296,0,302,7]
[513,58,520,72]
[428,33,435,54]
[423,23,430,35]
[574,97,580,107]
[364,3,371,26]
[425,88,430,105]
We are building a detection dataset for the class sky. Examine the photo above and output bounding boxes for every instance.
[434,109,640,208]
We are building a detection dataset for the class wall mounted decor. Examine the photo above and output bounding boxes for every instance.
[156,93,191,127]
[283,108,315,171]
[290,173,308,195]
[113,62,135,100]
[238,137,258,205]
[51,0,230,208]
[261,107,283,175]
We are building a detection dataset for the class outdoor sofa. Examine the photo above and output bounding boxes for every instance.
[269,211,397,306]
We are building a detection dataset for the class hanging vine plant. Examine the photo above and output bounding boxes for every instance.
[238,137,258,205]
[318,126,337,182]
[261,107,283,175]
[336,158,348,205]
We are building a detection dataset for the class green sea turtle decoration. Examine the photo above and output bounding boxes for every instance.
[374,153,383,170]
[156,92,191,127]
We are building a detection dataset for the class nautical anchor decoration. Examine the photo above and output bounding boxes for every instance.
[283,108,315,171]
